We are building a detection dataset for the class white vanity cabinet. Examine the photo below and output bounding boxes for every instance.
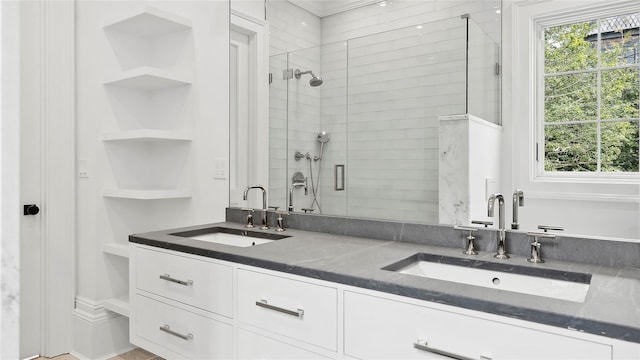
[130,246,235,359]
[135,246,233,317]
[130,243,640,360]
[236,268,339,352]
[133,294,233,359]
[344,291,612,360]
[237,328,333,359]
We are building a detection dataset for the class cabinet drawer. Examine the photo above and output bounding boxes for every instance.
[135,247,233,317]
[344,291,612,360]
[134,294,233,360]
[237,269,338,351]
[237,328,332,359]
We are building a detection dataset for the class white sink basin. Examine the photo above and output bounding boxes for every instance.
[189,232,274,247]
[170,226,289,247]
[385,254,591,303]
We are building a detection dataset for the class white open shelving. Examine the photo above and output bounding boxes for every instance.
[103,66,191,90]
[102,129,193,142]
[103,6,192,38]
[102,243,130,258]
[104,295,130,318]
[100,5,194,323]
[103,189,192,200]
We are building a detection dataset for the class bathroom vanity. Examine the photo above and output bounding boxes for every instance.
[129,221,640,359]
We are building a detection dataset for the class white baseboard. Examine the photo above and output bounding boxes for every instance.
[72,296,133,360]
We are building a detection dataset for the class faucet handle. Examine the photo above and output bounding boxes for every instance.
[275,210,289,232]
[471,220,493,228]
[454,225,478,255]
[538,225,564,233]
[527,231,556,239]
[454,225,477,232]
[241,208,255,228]
[526,231,556,263]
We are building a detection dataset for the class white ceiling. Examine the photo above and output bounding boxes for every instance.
[288,0,379,17]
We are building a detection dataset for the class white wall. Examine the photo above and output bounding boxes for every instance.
[75,1,230,357]
[231,0,264,21]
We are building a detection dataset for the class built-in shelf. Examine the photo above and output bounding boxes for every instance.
[104,296,130,318]
[103,6,192,38]
[104,67,191,90]
[103,189,192,200]
[103,243,129,258]
[102,129,193,142]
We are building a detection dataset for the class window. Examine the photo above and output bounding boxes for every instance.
[541,12,639,174]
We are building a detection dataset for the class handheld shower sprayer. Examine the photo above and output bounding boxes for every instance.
[314,131,330,161]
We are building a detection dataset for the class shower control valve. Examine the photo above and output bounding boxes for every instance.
[294,151,306,161]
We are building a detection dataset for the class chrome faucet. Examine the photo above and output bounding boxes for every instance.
[243,185,268,230]
[488,193,508,259]
[511,190,524,230]
[288,172,308,212]
[289,183,308,212]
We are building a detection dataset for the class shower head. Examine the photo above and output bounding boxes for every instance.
[295,69,323,87]
[309,75,323,87]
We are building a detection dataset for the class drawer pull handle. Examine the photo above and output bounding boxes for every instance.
[159,324,193,341]
[255,299,304,318]
[413,339,473,360]
[159,274,193,286]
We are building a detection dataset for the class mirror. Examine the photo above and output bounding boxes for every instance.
[229,1,638,241]
[230,0,501,221]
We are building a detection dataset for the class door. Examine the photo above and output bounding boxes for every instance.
[230,29,254,207]
[229,13,270,210]
[18,1,75,357]
[19,111,43,359]
[20,1,43,357]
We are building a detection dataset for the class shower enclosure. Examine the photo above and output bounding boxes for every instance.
[269,15,500,223]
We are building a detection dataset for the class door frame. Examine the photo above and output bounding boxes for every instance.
[230,10,270,199]
[19,1,75,357]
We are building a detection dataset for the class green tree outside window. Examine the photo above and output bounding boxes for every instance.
[543,14,639,173]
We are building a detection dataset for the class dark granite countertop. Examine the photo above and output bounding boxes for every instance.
[130,221,640,344]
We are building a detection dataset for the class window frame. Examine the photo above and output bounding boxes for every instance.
[509,0,640,203]
[534,5,640,182]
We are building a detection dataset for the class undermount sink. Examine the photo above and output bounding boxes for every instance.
[170,226,290,247]
[383,253,591,303]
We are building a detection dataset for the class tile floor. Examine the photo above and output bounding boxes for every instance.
[34,348,162,360]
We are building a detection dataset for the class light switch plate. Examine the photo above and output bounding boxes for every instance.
[214,158,226,179]
[78,159,89,178]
